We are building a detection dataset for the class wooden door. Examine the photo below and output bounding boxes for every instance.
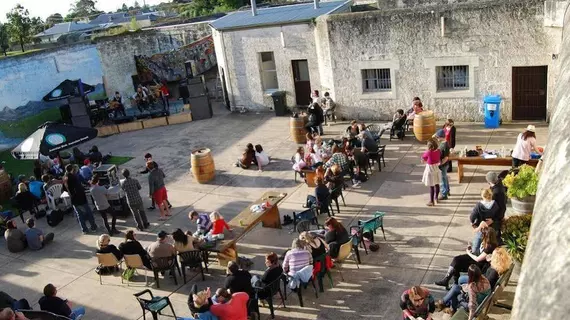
[512,66,547,120]
[292,60,311,106]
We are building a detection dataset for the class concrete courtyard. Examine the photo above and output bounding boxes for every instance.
[0,107,548,320]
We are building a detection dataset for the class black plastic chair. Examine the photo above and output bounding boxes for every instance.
[151,256,181,288]
[134,289,177,320]
[314,253,333,292]
[368,145,386,172]
[20,310,71,320]
[178,250,207,282]
[330,185,346,213]
[286,274,318,308]
[315,194,335,217]
[292,207,321,233]
[254,274,287,319]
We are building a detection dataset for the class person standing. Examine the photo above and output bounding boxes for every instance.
[147,162,170,220]
[120,169,150,231]
[421,139,442,207]
[24,218,54,250]
[511,125,542,167]
[90,176,118,236]
[63,164,98,234]
[139,153,172,211]
[443,119,456,172]
[485,171,507,242]
[159,80,170,111]
[434,129,451,200]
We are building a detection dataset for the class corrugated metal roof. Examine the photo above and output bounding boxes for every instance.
[210,0,350,31]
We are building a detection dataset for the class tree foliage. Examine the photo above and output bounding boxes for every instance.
[134,1,141,9]
[46,13,64,27]
[71,0,100,16]
[30,17,45,36]
[178,0,243,18]
[6,4,32,52]
[0,23,10,56]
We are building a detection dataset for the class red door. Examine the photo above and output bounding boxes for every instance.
[292,60,311,106]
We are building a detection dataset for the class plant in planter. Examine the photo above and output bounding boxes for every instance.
[502,164,539,213]
[501,213,532,263]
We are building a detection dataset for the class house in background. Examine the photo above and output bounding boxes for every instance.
[89,12,161,29]
[210,0,352,111]
[35,22,99,43]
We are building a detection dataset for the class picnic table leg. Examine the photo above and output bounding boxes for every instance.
[457,161,464,183]
[261,206,282,229]
[217,243,238,267]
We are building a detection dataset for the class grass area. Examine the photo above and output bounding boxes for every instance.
[0,48,43,59]
[0,150,34,178]
[106,156,134,166]
[0,108,62,138]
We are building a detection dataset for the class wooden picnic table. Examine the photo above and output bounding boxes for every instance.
[199,191,287,266]
[449,155,538,183]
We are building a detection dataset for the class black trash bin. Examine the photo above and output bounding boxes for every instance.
[271,91,287,116]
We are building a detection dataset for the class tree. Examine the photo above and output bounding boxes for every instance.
[30,17,45,36]
[121,3,129,12]
[0,23,10,56]
[70,0,99,17]
[134,1,141,9]
[46,13,64,26]
[6,4,32,52]
[129,17,141,31]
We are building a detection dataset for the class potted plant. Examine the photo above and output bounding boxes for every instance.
[502,164,539,214]
[501,213,532,264]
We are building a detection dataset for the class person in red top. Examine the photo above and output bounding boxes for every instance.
[207,211,231,240]
[159,80,170,110]
[210,289,249,320]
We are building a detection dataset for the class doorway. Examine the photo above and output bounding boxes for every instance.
[512,66,547,120]
[292,60,311,106]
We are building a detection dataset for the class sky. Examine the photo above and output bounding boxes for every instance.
[0,0,168,22]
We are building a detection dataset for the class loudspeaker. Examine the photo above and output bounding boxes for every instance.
[68,97,88,117]
[59,105,72,124]
[185,61,194,79]
[179,84,190,99]
[71,115,91,128]
[187,95,212,120]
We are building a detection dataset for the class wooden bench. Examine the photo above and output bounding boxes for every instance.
[200,191,287,266]
[450,263,515,320]
[449,155,538,183]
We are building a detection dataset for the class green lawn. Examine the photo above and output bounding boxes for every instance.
[0,48,43,59]
[0,149,34,179]
[106,156,134,166]
[0,108,62,138]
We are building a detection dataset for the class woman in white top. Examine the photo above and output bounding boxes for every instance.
[511,125,542,168]
[255,144,270,171]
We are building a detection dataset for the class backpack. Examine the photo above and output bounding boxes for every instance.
[34,209,47,219]
[47,209,64,227]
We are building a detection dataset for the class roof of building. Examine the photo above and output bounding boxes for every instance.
[35,22,97,37]
[210,0,351,31]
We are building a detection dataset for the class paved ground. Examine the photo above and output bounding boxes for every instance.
[0,105,548,320]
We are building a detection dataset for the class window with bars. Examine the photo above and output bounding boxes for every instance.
[362,69,392,92]
[259,52,278,90]
[436,65,469,91]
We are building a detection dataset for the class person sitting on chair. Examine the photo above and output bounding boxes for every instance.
[134,87,150,113]
[14,183,39,217]
[391,109,407,139]
[322,92,336,124]
[110,91,127,118]
[39,284,85,320]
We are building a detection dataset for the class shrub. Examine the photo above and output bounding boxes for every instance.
[501,213,532,263]
[502,164,539,199]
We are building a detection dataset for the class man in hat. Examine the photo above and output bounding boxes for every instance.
[434,129,451,200]
[147,231,176,260]
[485,171,507,241]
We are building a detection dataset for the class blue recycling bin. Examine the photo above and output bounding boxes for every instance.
[483,95,501,128]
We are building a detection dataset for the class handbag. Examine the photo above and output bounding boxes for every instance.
[122,267,136,281]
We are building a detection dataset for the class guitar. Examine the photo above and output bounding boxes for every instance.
[109,100,122,110]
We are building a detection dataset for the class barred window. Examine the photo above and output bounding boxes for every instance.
[436,65,469,90]
[362,69,392,92]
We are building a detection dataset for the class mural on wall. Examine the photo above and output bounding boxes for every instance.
[0,45,104,146]
[135,35,216,83]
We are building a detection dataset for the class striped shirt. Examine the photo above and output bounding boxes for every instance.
[283,248,313,275]
[196,213,213,232]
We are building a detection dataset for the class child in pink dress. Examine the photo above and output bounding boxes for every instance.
[421,139,442,206]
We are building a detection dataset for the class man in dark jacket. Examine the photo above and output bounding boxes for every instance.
[486,171,508,242]
[63,164,97,234]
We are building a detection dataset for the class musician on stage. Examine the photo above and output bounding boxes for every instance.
[134,87,150,113]
[110,91,127,117]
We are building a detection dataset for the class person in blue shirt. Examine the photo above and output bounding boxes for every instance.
[78,159,93,184]
[25,218,54,250]
[28,176,44,200]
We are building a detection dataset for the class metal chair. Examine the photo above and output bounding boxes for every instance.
[178,250,207,283]
[133,289,177,320]
[358,211,386,242]
[96,253,122,285]
[123,254,150,286]
[335,240,359,281]
[254,274,287,319]
[292,207,321,233]
[151,256,181,289]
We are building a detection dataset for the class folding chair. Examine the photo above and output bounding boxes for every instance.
[123,254,150,286]
[335,240,359,281]
[96,253,122,285]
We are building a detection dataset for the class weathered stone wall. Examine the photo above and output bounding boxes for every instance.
[321,0,560,121]
[96,22,212,101]
[215,23,322,111]
[511,2,570,318]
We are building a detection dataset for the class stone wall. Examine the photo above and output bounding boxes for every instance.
[511,2,570,318]
[320,0,561,121]
[214,23,322,111]
[96,21,212,101]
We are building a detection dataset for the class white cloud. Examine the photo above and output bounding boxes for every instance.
[0,0,169,21]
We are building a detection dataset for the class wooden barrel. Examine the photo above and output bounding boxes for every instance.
[413,110,436,142]
[0,170,12,203]
[290,116,307,144]
[191,148,215,184]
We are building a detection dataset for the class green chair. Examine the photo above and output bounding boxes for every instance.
[358,211,386,243]
[133,289,177,320]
